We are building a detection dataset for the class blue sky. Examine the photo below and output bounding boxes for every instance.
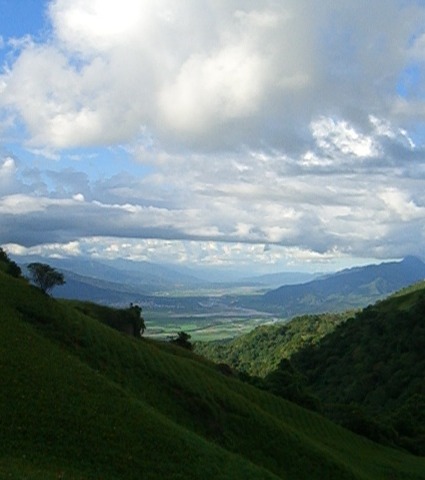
[0,0,46,39]
[1,0,425,274]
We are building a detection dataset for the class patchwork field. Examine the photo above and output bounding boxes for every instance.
[144,308,280,341]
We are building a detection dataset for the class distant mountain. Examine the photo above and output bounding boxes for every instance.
[262,256,425,315]
[15,254,323,308]
[15,255,208,292]
[52,269,149,305]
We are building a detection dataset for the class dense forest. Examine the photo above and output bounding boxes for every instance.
[292,284,425,454]
[195,311,353,377]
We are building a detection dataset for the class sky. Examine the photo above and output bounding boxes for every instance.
[1,0,425,274]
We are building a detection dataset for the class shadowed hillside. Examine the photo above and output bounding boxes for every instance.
[197,280,425,455]
[292,280,425,455]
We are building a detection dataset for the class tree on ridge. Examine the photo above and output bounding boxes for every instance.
[27,262,65,294]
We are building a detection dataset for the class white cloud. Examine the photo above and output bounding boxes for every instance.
[158,45,266,134]
[2,237,354,273]
[0,156,16,177]
[2,1,425,270]
[311,117,381,159]
[0,193,84,214]
[4,241,81,258]
[379,187,424,221]
[72,193,84,201]
[0,0,346,150]
[50,0,144,52]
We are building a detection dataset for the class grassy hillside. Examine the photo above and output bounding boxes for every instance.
[1,264,425,478]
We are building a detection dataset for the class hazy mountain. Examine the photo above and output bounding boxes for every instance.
[262,256,425,315]
[15,254,323,308]
[15,254,425,318]
[15,255,208,292]
[52,269,149,305]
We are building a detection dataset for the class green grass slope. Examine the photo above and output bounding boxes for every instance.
[1,269,425,479]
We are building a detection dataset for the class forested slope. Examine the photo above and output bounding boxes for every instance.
[195,311,352,377]
[292,281,425,454]
[197,281,425,455]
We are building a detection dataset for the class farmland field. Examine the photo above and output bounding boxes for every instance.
[144,307,281,341]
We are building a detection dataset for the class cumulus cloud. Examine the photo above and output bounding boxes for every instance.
[1,1,425,270]
[3,0,423,151]
[311,117,381,159]
[0,155,20,195]
[0,156,16,179]
[3,125,425,264]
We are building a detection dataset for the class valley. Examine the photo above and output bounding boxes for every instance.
[21,254,425,341]
[1,249,425,479]
[3,3,425,478]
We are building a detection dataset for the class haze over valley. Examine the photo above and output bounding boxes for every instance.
[12,253,425,341]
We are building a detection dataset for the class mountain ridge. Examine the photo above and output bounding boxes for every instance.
[262,256,425,315]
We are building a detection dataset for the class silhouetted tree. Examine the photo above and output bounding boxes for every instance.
[170,331,193,350]
[27,263,65,294]
[129,303,146,336]
[0,248,22,278]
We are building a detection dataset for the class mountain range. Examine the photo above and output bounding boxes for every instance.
[13,254,425,323]
[13,253,320,305]
[260,256,425,315]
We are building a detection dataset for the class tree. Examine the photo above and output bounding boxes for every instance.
[128,303,146,337]
[0,248,21,278]
[27,263,65,294]
[170,331,193,350]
